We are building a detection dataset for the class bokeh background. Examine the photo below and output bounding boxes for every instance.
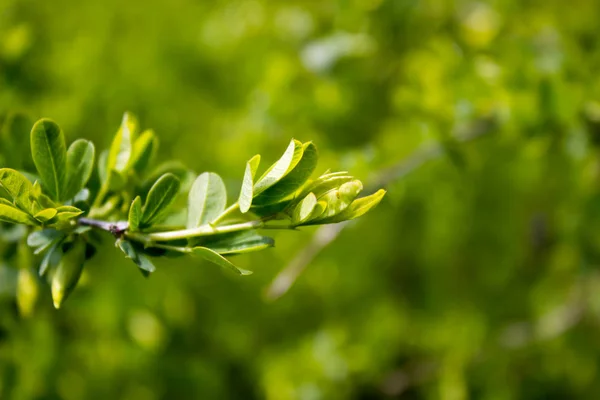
[3,0,600,398]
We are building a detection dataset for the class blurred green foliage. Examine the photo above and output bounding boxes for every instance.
[3,0,600,398]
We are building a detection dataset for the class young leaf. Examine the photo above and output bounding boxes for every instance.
[253,142,318,206]
[106,112,137,173]
[30,119,67,201]
[117,239,156,276]
[0,168,36,213]
[314,180,363,220]
[34,208,58,223]
[187,172,227,228]
[128,196,142,232]
[54,206,83,218]
[291,193,317,226]
[297,174,354,200]
[130,129,158,174]
[0,204,37,226]
[64,139,95,201]
[202,230,274,255]
[311,189,386,224]
[192,246,252,275]
[253,139,304,195]
[141,173,181,227]
[49,206,84,224]
[238,155,260,214]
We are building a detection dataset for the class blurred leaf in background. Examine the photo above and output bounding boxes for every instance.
[3,0,600,399]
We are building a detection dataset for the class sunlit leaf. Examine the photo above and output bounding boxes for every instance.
[314,179,363,220]
[106,112,137,174]
[34,208,58,223]
[314,189,386,224]
[30,119,67,201]
[0,168,36,214]
[291,192,317,226]
[64,139,95,201]
[253,139,304,195]
[297,174,354,200]
[0,204,37,225]
[253,142,318,206]
[239,154,260,213]
[187,172,227,228]
[192,246,252,275]
[51,206,84,223]
[141,173,181,227]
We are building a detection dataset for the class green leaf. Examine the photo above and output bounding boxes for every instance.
[312,189,386,224]
[30,119,67,201]
[51,238,86,309]
[39,241,63,276]
[117,239,156,276]
[239,154,260,214]
[0,204,37,225]
[314,180,363,221]
[250,199,294,217]
[107,112,137,174]
[141,173,181,227]
[130,129,158,174]
[98,150,109,183]
[291,193,317,226]
[254,142,318,206]
[64,139,95,201]
[34,208,58,223]
[297,174,354,200]
[0,168,36,213]
[192,246,252,275]
[51,206,84,223]
[253,139,304,195]
[202,230,275,255]
[27,229,64,254]
[128,196,142,232]
[187,172,227,228]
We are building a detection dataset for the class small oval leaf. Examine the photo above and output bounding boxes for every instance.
[30,119,67,201]
[253,139,304,195]
[64,139,95,201]
[0,168,36,213]
[34,208,58,223]
[192,246,252,275]
[0,204,37,226]
[187,172,227,228]
[141,173,181,227]
[238,154,260,214]
[253,142,318,206]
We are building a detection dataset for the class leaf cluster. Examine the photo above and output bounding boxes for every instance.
[0,112,385,309]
